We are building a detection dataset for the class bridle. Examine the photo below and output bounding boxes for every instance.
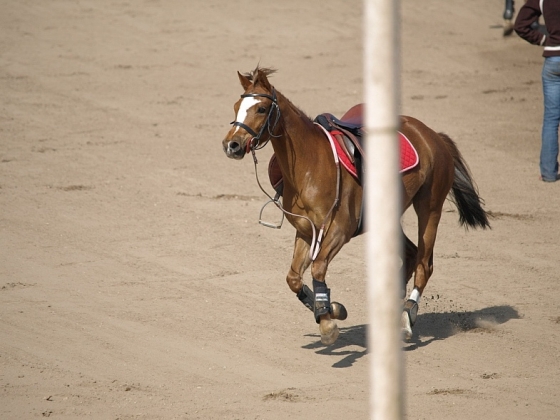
[230,87,341,261]
[230,88,281,153]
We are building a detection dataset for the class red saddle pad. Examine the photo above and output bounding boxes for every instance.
[332,130,419,180]
[399,131,419,173]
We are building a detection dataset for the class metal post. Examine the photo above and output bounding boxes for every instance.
[364,0,404,419]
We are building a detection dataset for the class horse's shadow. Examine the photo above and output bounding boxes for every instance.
[404,304,521,351]
[302,305,520,368]
[302,324,368,368]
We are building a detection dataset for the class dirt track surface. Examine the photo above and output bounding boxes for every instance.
[1,1,560,419]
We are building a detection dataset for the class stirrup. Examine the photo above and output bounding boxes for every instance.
[258,193,284,229]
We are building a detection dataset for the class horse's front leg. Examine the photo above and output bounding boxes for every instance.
[309,231,348,345]
[286,233,313,309]
[286,233,348,330]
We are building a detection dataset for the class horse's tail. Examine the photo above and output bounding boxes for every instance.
[439,132,491,230]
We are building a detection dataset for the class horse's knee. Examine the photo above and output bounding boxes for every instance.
[287,273,315,312]
[286,271,303,294]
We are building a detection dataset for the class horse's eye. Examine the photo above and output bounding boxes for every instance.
[257,106,267,114]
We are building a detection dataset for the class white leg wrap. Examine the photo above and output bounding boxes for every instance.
[409,288,421,303]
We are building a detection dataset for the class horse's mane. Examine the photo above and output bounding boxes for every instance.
[244,65,314,126]
[243,65,277,81]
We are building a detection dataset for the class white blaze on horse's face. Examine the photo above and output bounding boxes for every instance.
[233,96,261,134]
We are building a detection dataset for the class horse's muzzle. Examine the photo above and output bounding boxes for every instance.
[223,139,246,160]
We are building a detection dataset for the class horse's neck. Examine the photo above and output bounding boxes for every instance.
[270,95,327,183]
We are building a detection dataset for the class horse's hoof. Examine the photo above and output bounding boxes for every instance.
[401,311,413,341]
[330,301,347,321]
[319,319,339,345]
[401,299,418,341]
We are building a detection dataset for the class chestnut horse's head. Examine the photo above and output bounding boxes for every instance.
[222,66,280,159]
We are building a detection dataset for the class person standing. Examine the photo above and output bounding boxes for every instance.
[515,0,560,182]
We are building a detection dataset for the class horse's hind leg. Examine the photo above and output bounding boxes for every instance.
[402,193,444,340]
[403,232,417,292]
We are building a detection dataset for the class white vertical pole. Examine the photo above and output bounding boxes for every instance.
[364,0,403,419]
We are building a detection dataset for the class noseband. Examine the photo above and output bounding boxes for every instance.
[230,89,281,152]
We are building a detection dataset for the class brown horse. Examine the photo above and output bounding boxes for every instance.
[222,66,490,345]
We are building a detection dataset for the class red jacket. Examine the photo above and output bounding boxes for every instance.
[515,0,560,57]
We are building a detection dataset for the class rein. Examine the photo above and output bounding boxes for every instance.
[243,90,342,261]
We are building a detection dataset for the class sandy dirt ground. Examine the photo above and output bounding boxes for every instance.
[1,0,560,419]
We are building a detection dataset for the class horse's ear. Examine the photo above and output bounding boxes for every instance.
[237,71,252,90]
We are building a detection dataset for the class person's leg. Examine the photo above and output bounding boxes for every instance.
[541,57,560,181]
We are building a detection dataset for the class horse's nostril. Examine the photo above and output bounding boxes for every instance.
[229,141,241,152]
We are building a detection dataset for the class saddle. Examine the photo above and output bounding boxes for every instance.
[314,103,366,181]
